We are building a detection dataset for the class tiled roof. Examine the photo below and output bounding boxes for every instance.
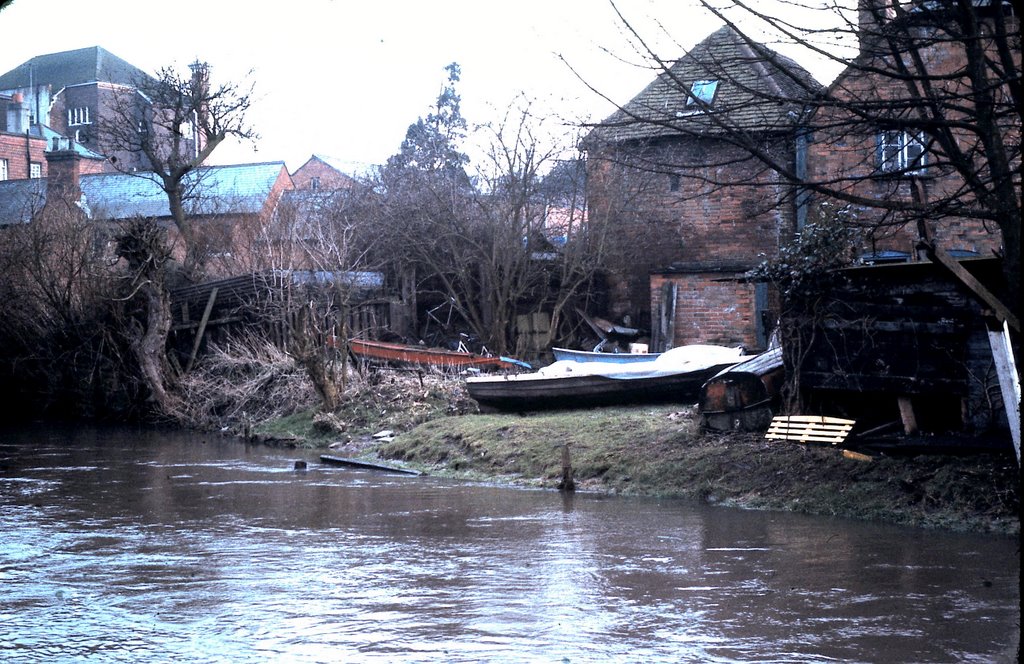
[585,26,822,146]
[0,46,152,93]
[0,161,287,224]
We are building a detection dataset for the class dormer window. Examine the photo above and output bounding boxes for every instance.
[686,80,719,108]
[68,107,91,126]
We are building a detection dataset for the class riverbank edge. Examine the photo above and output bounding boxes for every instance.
[254,395,1020,536]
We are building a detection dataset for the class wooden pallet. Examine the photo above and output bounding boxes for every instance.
[765,415,856,445]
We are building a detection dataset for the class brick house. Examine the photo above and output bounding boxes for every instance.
[803,1,1013,263]
[583,26,821,351]
[290,155,358,191]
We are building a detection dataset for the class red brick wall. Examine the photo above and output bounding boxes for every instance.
[587,135,796,336]
[651,272,759,348]
[806,25,1009,258]
[0,132,48,179]
[290,158,355,191]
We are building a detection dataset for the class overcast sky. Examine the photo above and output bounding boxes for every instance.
[1,0,842,174]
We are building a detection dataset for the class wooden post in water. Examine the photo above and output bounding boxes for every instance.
[557,443,575,492]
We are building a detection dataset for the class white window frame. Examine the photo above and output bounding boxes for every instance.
[0,159,8,181]
[30,162,42,179]
[68,106,91,126]
[878,129,928,175]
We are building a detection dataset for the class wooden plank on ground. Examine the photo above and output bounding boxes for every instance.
[765,415,856,445]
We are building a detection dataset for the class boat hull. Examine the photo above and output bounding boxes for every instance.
[466,363,735,411]
[348,339,528,371]
[551,347,662,364]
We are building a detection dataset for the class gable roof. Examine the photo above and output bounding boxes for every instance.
[0,161,289,224]
[0,46,152,93]
[586,25,822,146]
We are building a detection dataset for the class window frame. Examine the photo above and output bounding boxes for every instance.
[876,129,929,176]
[68,106,91,126]
[0,158,8,181]
[30,162,42,179]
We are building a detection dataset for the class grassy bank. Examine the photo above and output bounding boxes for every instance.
[255,371,1020,535]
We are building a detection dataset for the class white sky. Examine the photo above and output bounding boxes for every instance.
[1,0,844,175]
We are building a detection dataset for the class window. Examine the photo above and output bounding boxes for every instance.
[686,80,719,108]
[668,174,681,192]
[877,129,928,175]
[311,176,321,191]
[30,162,42,179]
[68,106,91,126]
[0,159,8,181]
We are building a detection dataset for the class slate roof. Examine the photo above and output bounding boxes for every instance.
[585,26,822,146]
[0,46,153,93]
[0,161,288,225]
[0,178,46,225]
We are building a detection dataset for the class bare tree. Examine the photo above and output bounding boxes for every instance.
[97,62,258,415]
[586,0,1020,321]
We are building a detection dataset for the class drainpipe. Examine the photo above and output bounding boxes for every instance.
[794,126,810,232]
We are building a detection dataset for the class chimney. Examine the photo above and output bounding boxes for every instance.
[6,92,31,134]
[45,140,83,205]
[858,0,897,51]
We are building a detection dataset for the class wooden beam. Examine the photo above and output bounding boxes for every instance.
[184,286,218,373]
[987,320,1020,464]
[897,397,919,435]
[923,242,1019,332]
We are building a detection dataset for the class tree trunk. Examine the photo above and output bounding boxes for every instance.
[133,279,180,415]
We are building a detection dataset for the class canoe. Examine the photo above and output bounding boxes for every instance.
[551,347,662,364]
[348,339,531,371]
[467,344,746,411]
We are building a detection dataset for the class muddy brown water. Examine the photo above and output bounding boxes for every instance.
[1,424,1018,663]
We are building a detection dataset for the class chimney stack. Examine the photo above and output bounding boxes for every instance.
[6,92,31,134]
[45,141,83,205]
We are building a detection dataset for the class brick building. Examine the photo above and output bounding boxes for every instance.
[0,45,202,174]
[583,26,821,350]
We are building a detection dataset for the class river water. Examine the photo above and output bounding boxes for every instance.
[0,424,1018,663]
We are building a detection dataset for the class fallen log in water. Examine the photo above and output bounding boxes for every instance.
[319,455,423,476]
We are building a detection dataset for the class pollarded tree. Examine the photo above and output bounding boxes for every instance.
[97,61,258,415]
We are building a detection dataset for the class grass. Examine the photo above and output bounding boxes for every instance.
[254,370,1020,535]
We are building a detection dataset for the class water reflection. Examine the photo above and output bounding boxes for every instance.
[0,424,1018,662]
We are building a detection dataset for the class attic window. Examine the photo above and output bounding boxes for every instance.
[686,80,719,108]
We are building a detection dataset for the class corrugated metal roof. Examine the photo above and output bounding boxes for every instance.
[586,26,822,146]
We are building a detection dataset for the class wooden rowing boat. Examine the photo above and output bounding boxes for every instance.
[348,339,531,371]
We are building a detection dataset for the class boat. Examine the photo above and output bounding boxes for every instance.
[466,344,746,411]
[551,347,663,364]
[347,338,532,371]
[698,346,784,432]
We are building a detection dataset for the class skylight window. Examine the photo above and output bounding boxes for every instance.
[686,80,719,108]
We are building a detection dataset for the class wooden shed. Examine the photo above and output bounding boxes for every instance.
[786,256,1017,443]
